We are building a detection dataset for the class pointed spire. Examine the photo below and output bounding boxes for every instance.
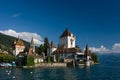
[29,37,35,53]
[85,44,91,56]
[31,37,34,45]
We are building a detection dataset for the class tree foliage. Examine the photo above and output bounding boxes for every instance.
[47,55,51,63]
[44,37,50,55]
[56,55,60,63]
[91,53,99,63]
[26,55,35,66]
[0,52,15,63]
[38,37,50,56]
[38,44,45,54]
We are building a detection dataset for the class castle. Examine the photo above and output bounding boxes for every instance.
[13,29,92,66]
[47,29,91,66]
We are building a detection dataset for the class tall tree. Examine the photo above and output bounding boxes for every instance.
[38,44,45,54]
[44,37,50,56]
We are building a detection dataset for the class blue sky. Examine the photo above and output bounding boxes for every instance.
[0,0,120,52]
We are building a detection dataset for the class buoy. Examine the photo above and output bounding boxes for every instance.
[6,70,8,73]
[9,71,11,73]
[13,76,15,79]
[30,72,33,74]
[8,73,10,75]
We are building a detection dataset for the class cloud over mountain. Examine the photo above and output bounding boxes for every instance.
[89,43,120,53]
[0,29,43,45]
[112,43,120,53]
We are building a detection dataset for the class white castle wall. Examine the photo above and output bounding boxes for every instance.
[13,45,25,56]
[59,33,75,48]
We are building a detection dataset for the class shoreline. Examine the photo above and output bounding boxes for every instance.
[0,62,99,68]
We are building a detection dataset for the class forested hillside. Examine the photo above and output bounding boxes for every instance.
[0,33,30,52]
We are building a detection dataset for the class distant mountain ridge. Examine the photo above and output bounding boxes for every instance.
[0,32,30,52]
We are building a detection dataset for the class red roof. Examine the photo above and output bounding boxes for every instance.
[60,29,73,38]
[54,47,82,54]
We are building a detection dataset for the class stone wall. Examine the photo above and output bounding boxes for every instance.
[35,63,67,67]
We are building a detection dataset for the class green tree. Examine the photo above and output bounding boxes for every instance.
[91,53,99,63]
[38,44,45,54]
[56,55,60,63]
[44,37,50,56]
[26,55,35,66]
[0,52,15,63]
[47,55,51,63]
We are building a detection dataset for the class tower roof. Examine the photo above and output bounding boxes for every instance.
[85,44,91,56]
[31,37,34,45]
[60,29,72,38]
[16,37,24,46]
[51,41,56,48]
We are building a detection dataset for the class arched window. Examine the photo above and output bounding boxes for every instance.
[70,39,73,46]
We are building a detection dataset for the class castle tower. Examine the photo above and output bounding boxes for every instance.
[59,29,76,48]
[30,37,35,53]
[47,41,57,56]
[28,37,35,55]
[84,44,91,66]
[13,37,25,56]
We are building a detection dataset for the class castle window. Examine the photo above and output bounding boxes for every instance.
[70,39,73,45]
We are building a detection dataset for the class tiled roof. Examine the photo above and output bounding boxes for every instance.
[54,47,82,54]
[59,29,72,38]
[16,37,24,46]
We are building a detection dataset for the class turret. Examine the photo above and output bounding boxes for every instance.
[28,37,35,55]
[84,44,91,66]
[30,37,35,53]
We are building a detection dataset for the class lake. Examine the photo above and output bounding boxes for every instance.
[0,54,120,80]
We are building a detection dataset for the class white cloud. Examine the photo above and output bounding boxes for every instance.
[112,43,120,53]
[89,45,111,53]
[0,29,43,45]
[12,13,21,18]
[89,43,120,53]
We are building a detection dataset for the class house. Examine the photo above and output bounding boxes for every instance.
[28,37,44,63]
[12,37,25,56]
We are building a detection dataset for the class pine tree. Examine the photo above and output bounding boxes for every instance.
[44,37,50,56]
[38,44,45,54]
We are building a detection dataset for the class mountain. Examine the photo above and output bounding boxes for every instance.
[0,32,30,52]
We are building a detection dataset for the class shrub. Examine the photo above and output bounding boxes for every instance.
[47,55,51,63]
[0,52,15,63]
[56,55,60,63]
[26,55,35,66]
[91,53,99,63]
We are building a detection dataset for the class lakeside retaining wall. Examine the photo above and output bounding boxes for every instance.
[35,63,67,67]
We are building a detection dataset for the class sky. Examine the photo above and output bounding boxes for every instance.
[0,0,120,53]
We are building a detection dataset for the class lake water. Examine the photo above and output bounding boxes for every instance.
[0,54,120,80]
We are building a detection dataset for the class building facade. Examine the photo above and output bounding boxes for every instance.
[59,29,76,48]
[46,29,84,63]
[13,37,25,56]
